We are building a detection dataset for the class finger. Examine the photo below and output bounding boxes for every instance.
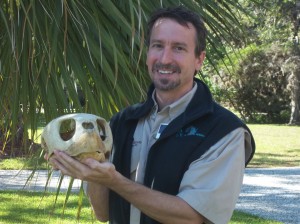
[80,159,115,184]
[52,150,90,178]
[45,152,60,170]
[46,153,60,170]
[44,152,53,161]
[53,150,80,168]
[48,159,59,170]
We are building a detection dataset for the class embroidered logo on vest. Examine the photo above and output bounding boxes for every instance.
[176,126,205,138]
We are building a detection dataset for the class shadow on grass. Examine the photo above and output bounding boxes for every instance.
[248,149,300,168]
[231,211,282,224]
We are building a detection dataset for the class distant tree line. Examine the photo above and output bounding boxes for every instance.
[205,0,300,124]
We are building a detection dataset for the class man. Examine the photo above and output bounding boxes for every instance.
[49,6,255,224]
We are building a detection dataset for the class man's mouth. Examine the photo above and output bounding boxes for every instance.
[158,70,173,74]
[153,63,181,74]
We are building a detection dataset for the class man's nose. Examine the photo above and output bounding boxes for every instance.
[160,48,173,64]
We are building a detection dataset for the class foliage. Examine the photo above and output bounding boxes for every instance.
[205,0,300,123]
[238,0,296,47]
[215,44,291,123]
[0,0,260,156]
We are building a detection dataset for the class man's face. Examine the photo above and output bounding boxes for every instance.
[146,18,205,95]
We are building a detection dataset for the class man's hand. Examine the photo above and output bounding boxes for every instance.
[46,150,111,222]
[47,150,117,185]
[44,152,60,170]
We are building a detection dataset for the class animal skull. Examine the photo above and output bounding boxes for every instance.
[41,113,112,162]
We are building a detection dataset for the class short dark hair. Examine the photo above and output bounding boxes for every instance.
[146,6,207,57]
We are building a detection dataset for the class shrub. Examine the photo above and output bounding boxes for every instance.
[214,44,291,123]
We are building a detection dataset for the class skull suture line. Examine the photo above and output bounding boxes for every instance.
[41,113,112,162]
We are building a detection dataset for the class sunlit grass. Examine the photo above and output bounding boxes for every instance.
[0,156,48,170]
[230,211,282,224]
[247,124,300,167]
[0,190,104,224]
[0,190,280,224]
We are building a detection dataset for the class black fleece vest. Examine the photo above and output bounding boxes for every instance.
[108,79,255,224]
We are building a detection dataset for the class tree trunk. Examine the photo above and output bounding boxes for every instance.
[283,56,300,125]
[288,70,300,124]
[287,1,300,124]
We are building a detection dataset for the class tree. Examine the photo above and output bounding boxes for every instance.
[207,0,300,124]
[282,56,300,124]
[0,0,258,157]
[286,0,300,124]
[216,45,290,123]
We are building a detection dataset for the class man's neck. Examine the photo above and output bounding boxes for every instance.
[155,93,176,111]
[155,86,193,111]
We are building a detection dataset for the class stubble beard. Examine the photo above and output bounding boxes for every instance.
[151,63,181,91]
[153,78,181,91]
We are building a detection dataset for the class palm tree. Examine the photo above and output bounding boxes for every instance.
[0,0,256,157]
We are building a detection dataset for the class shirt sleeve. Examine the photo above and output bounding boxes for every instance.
[177,127,250,224]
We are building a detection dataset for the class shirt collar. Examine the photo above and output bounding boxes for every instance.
[150,82,198,121]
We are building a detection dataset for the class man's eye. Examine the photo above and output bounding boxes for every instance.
[152,43,162,48]
[175,46,184,51]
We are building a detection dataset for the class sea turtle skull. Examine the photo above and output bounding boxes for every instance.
[41,113,112,162]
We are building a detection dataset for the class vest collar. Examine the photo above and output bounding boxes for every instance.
[127,78,214,121]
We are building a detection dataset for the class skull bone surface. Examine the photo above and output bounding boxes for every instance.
[41,113,112,162]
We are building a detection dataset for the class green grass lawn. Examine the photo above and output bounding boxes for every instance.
[230,211,282,224]
[0,190,281,224]
[0,190,101,224]
[247,124,300,167]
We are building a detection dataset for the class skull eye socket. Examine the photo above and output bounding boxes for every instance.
[82,122,94,129]
[97,119,107,141]
[60,119,76,141]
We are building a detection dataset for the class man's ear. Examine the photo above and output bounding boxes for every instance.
[195,51,206,71]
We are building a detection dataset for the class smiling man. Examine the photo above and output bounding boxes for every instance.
[146,17,205,109]
[48,6,255,224]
